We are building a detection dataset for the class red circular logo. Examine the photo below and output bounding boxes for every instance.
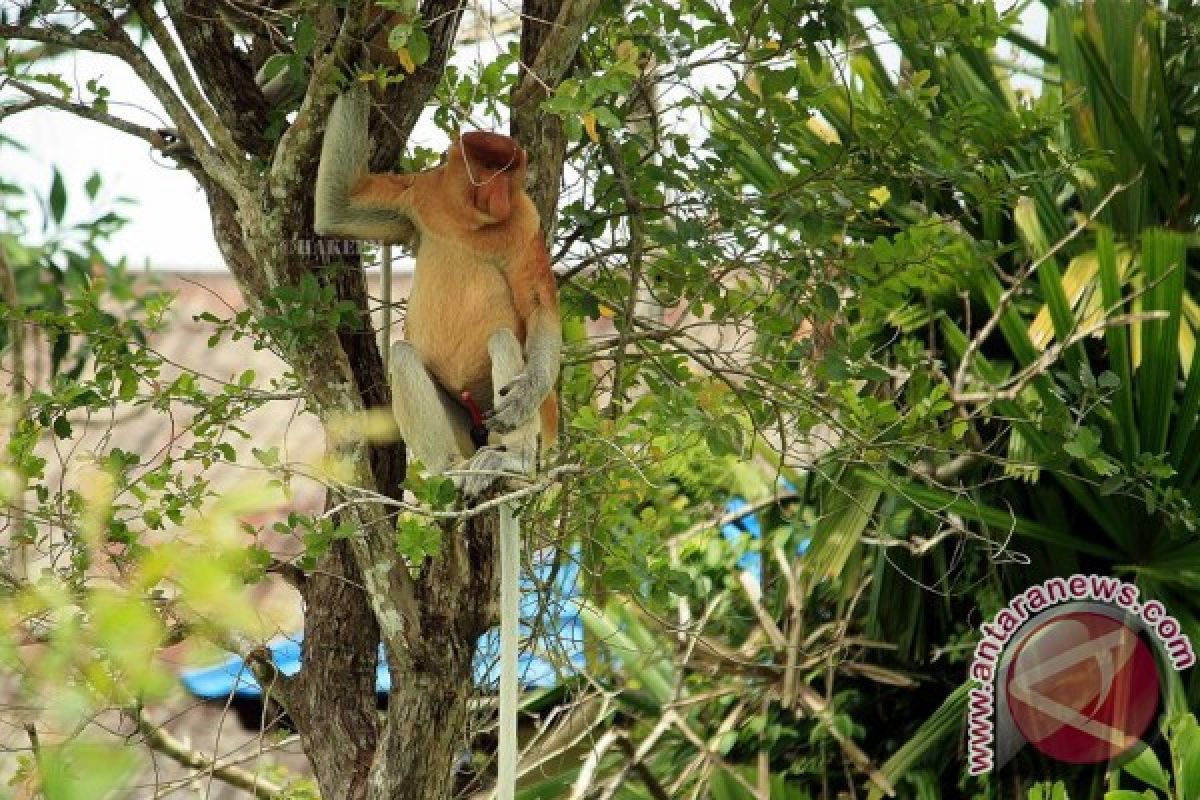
[1005,611,1159,764]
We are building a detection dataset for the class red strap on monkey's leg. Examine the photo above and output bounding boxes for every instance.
[460,391,490,449]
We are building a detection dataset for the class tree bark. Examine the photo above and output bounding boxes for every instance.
[512,0,568,227]
[290,540,381,799]
[369,509,501,799]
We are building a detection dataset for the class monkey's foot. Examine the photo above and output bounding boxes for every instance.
[455,446,523,502]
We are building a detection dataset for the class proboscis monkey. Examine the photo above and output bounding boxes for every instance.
[315,84,559,491]
[314,84,560,799]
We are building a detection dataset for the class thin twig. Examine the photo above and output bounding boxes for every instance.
[667,490,798,546]
[568,728,621,800]
[953,177,1136,397]
[329,464,581,521]
[597,717,674,800]
[953,311,1166,404]
[127,707,285,799]
[5,78,169,149]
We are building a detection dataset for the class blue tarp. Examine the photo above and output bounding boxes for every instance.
[720,493,810,575]
[182,555,586,699]
[182,493,800,700]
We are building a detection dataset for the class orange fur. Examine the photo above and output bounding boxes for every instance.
[348,133,559,445]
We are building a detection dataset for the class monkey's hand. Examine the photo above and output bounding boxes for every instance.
[485,370,550,435]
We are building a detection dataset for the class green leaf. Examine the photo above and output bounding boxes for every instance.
[293,18,316,57]
[1174,714,1200,800]
[40,742,139,800]
[1029,782,1070,800]
[49,168,67,225]
[1137,230,1187,455]
[1122,744,1170,792]
[118,369,138,401]
[710,766,756,800]
[396,517,441,563]
[1064,427,1101,460]
[407,28,431,66]
[259,53,290,83]
[415,475,456,510]
[806,475,880,580]
[1096,228,1138,460]
[387,20,415,51]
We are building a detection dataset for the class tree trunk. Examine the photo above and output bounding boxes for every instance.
[372,674,475,798]
[290,540,381,799]
[367,507,501,799]
[512,0,568,227]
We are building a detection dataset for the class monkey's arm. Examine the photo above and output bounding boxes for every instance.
[314,85,416,241]
[486,239,562,435]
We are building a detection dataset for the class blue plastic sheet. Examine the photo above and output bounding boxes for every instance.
[181,492,802,701]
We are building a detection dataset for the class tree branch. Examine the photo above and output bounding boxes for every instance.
[0,22,129,58]
[511,0,600,227]
[0,97,42,120]
[600,724,674,800]
[953,311,1167,405]
[269,0,371,189]
[4,78,170,150]
[162,0,272,157]
[128,706,286,800]
[127,0,240,156]
[512,0,602,103]
[68,0,241,192]
[371,0,467,163]
[328,464,581,521]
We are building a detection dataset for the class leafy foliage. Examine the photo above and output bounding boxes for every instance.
[1,0,1198,797]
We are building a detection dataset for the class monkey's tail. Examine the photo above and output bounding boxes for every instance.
[314,85,371,236]
[381,244,392,370]
[498,505,520,800]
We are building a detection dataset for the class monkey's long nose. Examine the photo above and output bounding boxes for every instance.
[461,131,524,172]
[474,180,513,221]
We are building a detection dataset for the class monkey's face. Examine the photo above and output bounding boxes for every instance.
[442,132,528,227]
